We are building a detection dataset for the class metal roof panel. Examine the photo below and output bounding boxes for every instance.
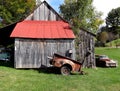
[10,20,75,39]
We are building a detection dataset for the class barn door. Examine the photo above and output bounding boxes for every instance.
[14,39,41,68]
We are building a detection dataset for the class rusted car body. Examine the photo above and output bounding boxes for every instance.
[49,53,82,75]
[95,55,118,67]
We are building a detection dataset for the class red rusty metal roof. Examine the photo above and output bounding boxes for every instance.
[10,20,75,39]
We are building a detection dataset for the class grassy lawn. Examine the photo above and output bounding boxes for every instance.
[0,48,120,91]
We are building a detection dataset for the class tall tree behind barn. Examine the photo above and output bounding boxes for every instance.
[78,28,96,68]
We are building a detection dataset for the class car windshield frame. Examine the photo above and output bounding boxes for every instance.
[99,55,109,59]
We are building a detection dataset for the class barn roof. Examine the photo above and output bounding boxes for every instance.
[80,28,96,37]
[10,20,75,39]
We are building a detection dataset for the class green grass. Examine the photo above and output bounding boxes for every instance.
[106,39,120,47]
[0,47,120,91]
[95,47,120,61]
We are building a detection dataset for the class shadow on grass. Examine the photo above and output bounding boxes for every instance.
[0,61,61,75]
[38,65,86,75]
[38,66,61,75]
[0,61,14,68]
[0,62,86,75]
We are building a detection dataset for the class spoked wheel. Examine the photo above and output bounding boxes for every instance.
[60,66,71,75]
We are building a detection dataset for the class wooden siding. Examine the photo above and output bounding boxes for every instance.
[25,2,62,21]
[14,38,75,68]
[78,29,95,68]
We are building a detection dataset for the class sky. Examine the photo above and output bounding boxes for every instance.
[40,0,64,12]
[93,0,120,19]
[40,0,120,20]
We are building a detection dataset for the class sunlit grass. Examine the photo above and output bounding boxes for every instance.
[0,47,120,91]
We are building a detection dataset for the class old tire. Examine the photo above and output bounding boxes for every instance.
[60,66,71,75]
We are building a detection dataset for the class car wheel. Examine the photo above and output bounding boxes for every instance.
[60,66,71,75]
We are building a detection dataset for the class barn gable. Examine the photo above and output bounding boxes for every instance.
[25,1,65,21]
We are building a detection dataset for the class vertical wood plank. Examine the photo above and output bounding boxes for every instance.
[15,39,75,68]
[78,29,95,68]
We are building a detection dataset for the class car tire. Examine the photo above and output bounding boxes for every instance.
[60,65,71,75]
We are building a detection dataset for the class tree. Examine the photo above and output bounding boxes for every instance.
[36,0,41,6]
[60,0,103,68]
[0,0,35,28]
[97,31,109,46]
[60,0,103,34]
[106,7,120,27]
[106,7,120,35]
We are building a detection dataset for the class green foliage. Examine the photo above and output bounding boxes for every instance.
[106,7,120,27]
[106,7,120,35]
[97,31,109,44]
[97,7,120,44]
[60,0,103,34]
[0,0,35,28]
[36,0,41,5]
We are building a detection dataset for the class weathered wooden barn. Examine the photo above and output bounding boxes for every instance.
[10,20,75,68]
[78,28,96,68]
[9,1,75,68]
[0,1,96,68]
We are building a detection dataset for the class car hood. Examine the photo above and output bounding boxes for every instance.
[105,60,117,63]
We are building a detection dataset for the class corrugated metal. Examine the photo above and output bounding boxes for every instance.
[10,20,75,39]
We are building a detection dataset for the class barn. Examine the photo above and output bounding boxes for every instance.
[10,20,75,68]
[9,1,76,68]
[78,28,96,68]
[0,1,96,68]
[24,1,96,68]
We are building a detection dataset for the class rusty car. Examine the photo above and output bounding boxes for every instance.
[49,53,83,75]
[95,55,118,67]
